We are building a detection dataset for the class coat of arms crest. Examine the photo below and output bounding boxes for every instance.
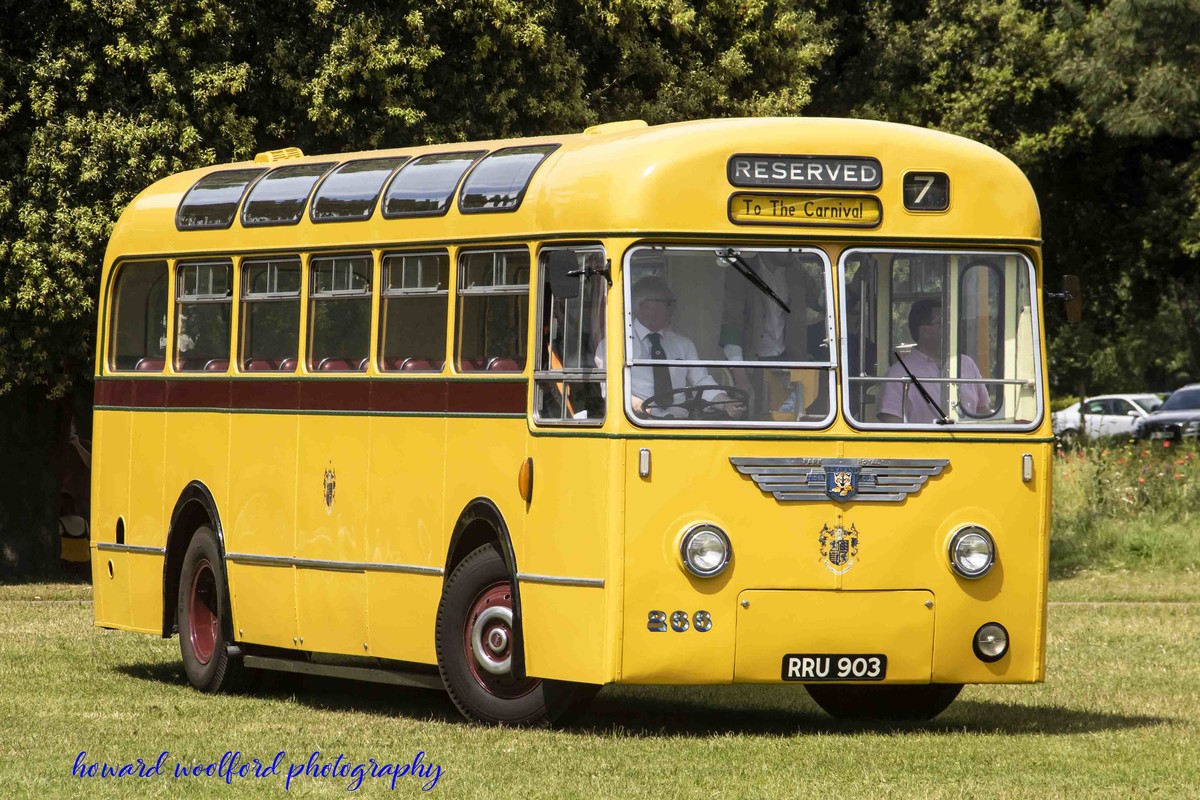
[818,522,861,575]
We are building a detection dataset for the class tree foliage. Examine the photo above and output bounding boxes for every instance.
[0,0,833,401]
[1050,0,1200,391]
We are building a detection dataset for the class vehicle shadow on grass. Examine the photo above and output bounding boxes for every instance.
[570,685,1172,737]
[115,661,461,722]
[118,663,1170,736]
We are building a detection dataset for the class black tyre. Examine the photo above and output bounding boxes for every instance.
[806,683,962,721]
[177,526,244,693]
[435,543,598,725]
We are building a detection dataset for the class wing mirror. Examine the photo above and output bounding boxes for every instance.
[546,251,580,299]
[1051,275,1082,322]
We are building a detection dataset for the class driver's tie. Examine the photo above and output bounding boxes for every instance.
[647,332,673,397]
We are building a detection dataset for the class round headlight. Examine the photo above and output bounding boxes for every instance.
[680,524,731,578]
[948,526,995,578]
[973,622,1009,662]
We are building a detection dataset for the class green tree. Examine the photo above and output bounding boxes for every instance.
[0,0,836,575]
[809,0,1199,395]
[1053,0,1200,391]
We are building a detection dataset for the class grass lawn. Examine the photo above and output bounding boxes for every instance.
[0,576,1196,799]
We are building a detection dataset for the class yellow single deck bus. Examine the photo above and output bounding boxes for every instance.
[92,117,1051,724]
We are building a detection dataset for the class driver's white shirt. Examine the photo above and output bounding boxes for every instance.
[596,320,720,416]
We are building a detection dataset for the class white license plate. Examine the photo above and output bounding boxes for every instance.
[782,653,887,681]
[1149,431,1172,439]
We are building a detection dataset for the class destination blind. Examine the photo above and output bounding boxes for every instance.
[728,193,882,228]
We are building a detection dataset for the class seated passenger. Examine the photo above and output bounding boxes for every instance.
[597,276,743,418]
[879,298,989,423]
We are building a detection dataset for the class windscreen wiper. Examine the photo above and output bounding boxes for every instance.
[893,350,952,425]
[717,248,791,314]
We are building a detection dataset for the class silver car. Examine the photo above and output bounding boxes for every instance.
[1052,393,1163,442]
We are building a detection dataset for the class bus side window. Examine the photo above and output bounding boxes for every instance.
[308,254,372,372]
[457,248,529,372]
[240,256,301,372]
[175,259,233,372]
[379,251,449,372]
[108,260,168,371]
[534,246,607,424]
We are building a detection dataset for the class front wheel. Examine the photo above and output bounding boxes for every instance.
[435,543,597,725]
[806,683,962,721]
[177,525,244,693]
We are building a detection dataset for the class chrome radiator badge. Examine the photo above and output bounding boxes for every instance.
[730,457,949,503]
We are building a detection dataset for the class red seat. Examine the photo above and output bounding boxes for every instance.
[357,357,370,371]
[487,357,522,372]
[401,357,433,371]
[134,357,165,371]
[317,358,353,371]
[245,359,277,371]
[278,357,297,372]
[204,359,229,371]
[458,359,483,372]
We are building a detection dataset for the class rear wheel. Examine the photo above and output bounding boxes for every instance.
[806,683,962,721]
[435,543,597,725]
[177,526,244,693]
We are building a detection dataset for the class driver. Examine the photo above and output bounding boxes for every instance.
[597,276,744,418]
[878,298,989,423]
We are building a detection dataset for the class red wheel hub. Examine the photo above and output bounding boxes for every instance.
[188,559,219,665]
[463,581,538,699]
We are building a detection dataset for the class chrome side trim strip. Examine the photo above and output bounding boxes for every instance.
[242,655,444,691]
[96,543,166,555]
[224,552,293,568]
[225,552,443,576]
[516,572,605,588]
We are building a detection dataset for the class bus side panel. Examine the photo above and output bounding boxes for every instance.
[619,440,778,684]
[294,414,369,656]
[521,433,615,684]
[442,417,524,623]
[365,415,447,664]
[159,411,229,633]
[518,584,608,683]
[227,412,299,649]
[127,410,169,633]
[91,409,132,629]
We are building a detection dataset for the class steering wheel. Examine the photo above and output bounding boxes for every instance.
[955,387,1001,420]
[640,384,750,420]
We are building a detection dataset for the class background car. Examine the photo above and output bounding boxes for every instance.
[1132,383,1200,442]
[1052,393,1163,443]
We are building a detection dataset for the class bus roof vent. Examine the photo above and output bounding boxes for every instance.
[583,120,648,136]
[254,147,305,163]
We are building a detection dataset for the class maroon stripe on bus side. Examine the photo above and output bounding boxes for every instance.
[167,379,231,410]
[94,377,526,415]
[230,379,301,411]
[370,380,449,414]
[448,380,527,414]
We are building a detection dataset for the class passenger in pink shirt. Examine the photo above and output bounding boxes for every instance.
[879,298,990,424]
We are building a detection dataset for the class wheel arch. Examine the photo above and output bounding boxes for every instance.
[444,497,526,679]
[161,481,226,638]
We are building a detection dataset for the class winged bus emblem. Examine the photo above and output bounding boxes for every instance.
[730,457,949,503]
